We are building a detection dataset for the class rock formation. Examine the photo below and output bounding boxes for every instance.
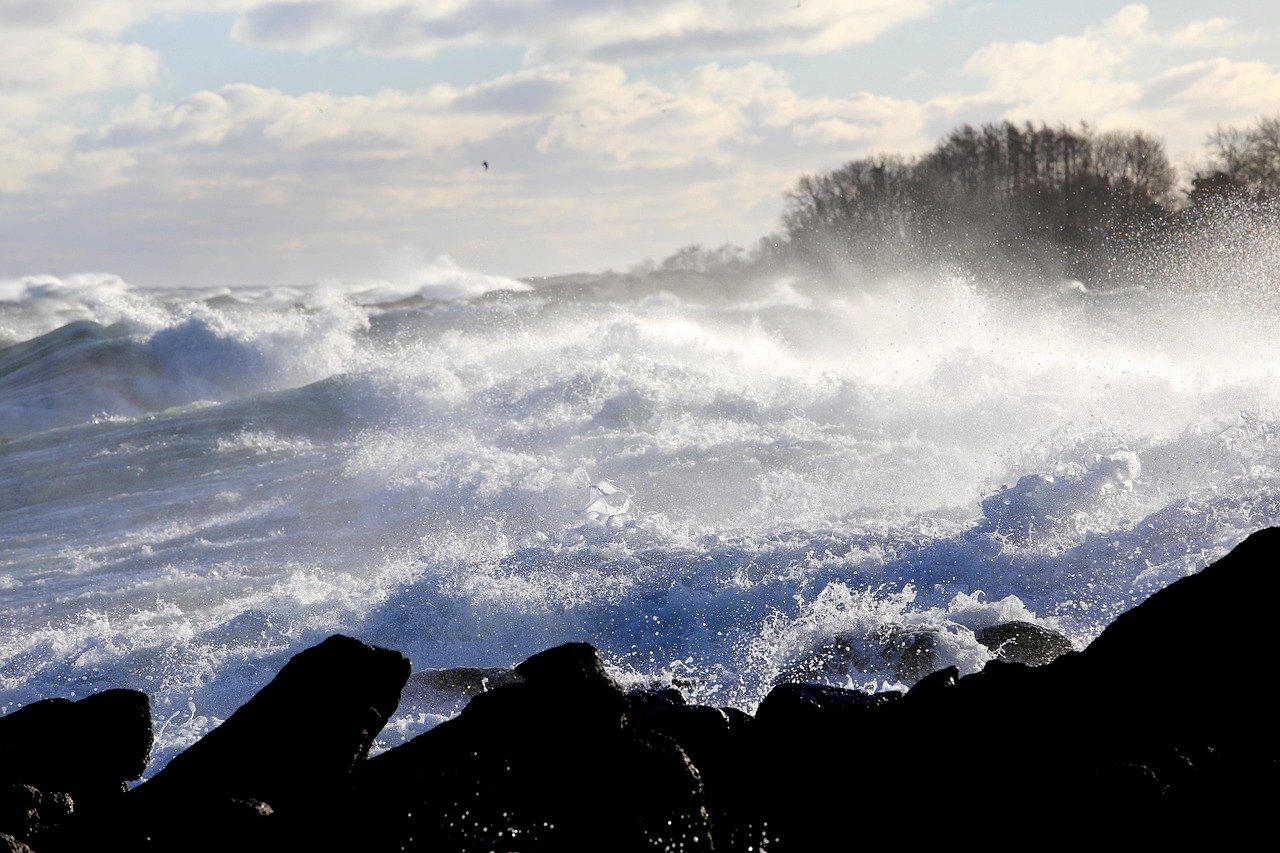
[2,527,1276,850]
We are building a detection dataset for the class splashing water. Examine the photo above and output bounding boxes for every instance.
[2,241,1279,770]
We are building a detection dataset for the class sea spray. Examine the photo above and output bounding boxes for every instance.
[2,256,1279,772]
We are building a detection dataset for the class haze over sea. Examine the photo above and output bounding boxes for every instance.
[2,220,1278,773]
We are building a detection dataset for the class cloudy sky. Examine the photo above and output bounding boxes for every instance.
[2,1,1278,288]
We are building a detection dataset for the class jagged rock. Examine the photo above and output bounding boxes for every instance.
[123,634,410,848]
[0,785,73,847]
[743,530,1280,846]
[1081,527,1275,685]
[395,666,525,723]
[0,832,35,853]
[773,631,869,684]
[355,642,712,851]
[0,688,150,810]
[3,529,1276,849]
[976,620,1074,666]
[515,641,630,721]
[135,635,409,806]
[625,688,765,850]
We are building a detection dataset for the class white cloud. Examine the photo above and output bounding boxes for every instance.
[229,0,948,62]
[963,5,1147,121]
[1166,17,1257,49]
[521,62,934,171]
[0,1,146,36]
[0,34,160,95]
[1152,59,1280,122]
[5,1,1278,284]
[0,27,159,191]
[0,1,250,37]
[82,61,929,189]
[0,50,944,281]
[957,5,1280,166]
[99,83,520,162]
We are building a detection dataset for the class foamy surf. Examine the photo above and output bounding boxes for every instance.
[2,253,1278,772]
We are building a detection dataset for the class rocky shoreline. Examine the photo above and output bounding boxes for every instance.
[4,528,1277,850]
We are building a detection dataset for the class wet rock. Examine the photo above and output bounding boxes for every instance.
[397,666,524,721]
[887,629,944,683]
[408,665,522,697]
[135,635,409,806]
[976,620,1074,666]
[626,688,765,850]
[4,528,1277,849]
[773,631,868,684]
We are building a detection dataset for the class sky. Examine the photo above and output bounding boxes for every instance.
[2,1,1279,288]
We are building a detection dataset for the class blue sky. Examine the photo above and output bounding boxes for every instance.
[2,1,1278,288]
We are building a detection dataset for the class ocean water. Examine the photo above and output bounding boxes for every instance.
[2,232,1278,773]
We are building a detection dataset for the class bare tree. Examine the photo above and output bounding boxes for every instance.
[1093,130,1177,210]
[1206,115,1280,198]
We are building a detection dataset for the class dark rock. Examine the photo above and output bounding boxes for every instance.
[5,528,1278,849]
[626,686,687,713]
[408,665,521,697]
[0,688,150,810]
[742,530,1279,846]
[135,634,409,806]
[124,634,409,847]
[0,833,35,853]
[777,625,957,686]
[0,785,73,847]
[0,699,74,782]
[774,631,869,684]
[396,666,524,722]
[903,663,959,700]
[626,688,766,850]
[755,681,900,730]
[355,642,713,851]
[514,641,630,722]
[1082,527,1275,683]
[886,629,943,682]
[976,620,1074,666]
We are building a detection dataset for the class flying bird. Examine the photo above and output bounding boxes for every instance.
[482,160,489,171]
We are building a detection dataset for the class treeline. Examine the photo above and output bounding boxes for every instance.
[655,115,1280,287]
[779,122,1178,280]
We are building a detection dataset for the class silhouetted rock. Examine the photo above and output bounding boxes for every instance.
[0,785,73,848]
[123,634,410,848]
[756,681,900,729]
[0,688,150,811]
[3,528,1276,849]
[751,528,1279,845]
[355,642,712,851]
[903,663,959,700]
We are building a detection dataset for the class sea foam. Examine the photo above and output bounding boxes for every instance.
[2,254,1278,772]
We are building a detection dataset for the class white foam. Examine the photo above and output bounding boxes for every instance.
[3,249,1280,770]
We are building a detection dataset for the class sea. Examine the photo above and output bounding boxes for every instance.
[3,227,1278,774]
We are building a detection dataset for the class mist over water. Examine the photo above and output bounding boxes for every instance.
[2,238,1278,771]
